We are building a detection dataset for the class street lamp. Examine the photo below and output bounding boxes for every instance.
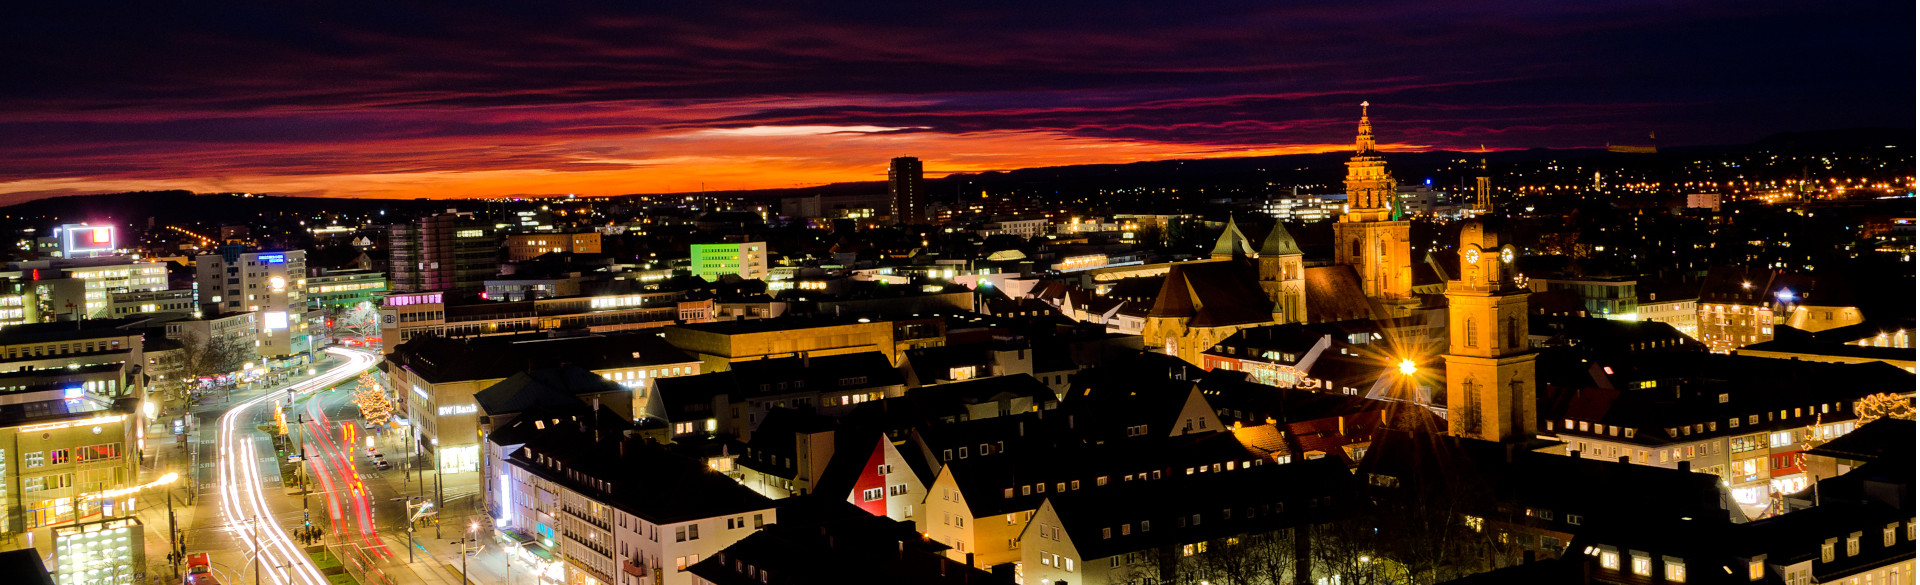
[1398,359,1417,376]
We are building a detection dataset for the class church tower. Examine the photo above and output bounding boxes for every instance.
[1259,223,1305,323]
[1474,150,1492,212]
[1443,220,1537,443]
[1331,102,1415,311]
[1209,215,1255,259]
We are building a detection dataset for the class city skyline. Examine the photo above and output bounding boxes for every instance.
[2,1,1912,204]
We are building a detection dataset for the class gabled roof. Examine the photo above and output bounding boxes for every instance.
[905,374,1057,418]
[1147,260,1273,327]
[1302,265,1373,322]
[943,428,1258,518]
[687,498,998,585]
[1806,417,1915,463]
[473,366,623,417]
[1358,429,1730,525]
[1047,457,1353,561]
[488,402,633,448]
[511,429,774,525]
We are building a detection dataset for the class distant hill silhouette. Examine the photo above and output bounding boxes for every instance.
[5,127,1909,212]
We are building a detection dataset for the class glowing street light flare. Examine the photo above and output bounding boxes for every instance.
[1399,359,1418,376]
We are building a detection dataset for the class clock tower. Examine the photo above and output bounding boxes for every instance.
[1444,220,1537,443]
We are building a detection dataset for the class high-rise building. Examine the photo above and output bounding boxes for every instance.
[889,156,925,225]
[1331,102,1416,315]
[194,248,308,360]
[689,242,768,282]
[387,212,498,294]
[1443,221,1536,443]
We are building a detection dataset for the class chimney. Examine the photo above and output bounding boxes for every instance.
[1678,460,1690,473]
[1018,420,1025,437]
[1618,455,1629,464]
[965,552,974,567]
[1504,443,1517,463]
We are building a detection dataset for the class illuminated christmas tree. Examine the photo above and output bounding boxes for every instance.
[350,372,393,428]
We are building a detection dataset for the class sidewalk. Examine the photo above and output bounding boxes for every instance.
[359,422,506,585]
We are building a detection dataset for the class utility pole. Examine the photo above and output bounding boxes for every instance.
[167,488,179,578]
[460,523,472,585]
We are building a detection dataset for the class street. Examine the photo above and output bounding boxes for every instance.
[210,347,378,585]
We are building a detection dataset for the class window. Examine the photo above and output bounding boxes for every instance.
[676,527,687,542]
[1820,541,1834,562]
[689,525,699,540]
[1464,515,1484,532]
[1631,554,1653,576]
[1664,557,1685,582]
[1004,488,1014,499]
[23,452,43,468]
[862,488,882,502]
[1567,514,1582,526]
[1600,550,1620,570]
[1748,560,1764,581]
[1887,524,1898,547]
[1102,528,1111,539]
[49,449,69,465]
[1846,534,1859,556]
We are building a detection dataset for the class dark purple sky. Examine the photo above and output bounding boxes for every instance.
[1,1,1911,201]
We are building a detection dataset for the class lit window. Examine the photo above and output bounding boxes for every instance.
[1631,554,1653,576]
[1600,550,1620,570]
[1663,557,1685,582]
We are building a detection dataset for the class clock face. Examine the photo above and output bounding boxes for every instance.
[1463,247,1481,265]
[1500,247,1515,264]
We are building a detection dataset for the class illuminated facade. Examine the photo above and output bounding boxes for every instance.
[1331,102,1415,316]
[1444,221,1537,443]
[889,156,925,225]
[388,212,498,294]
[194,249,308,360]
[689,242,768,282]
[2,257,169,319]
[506,233,603,262]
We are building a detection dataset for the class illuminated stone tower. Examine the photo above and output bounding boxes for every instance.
[1443,221,1537,443]
[1258,223,1305,323]
[1332,102,1415,310]
[1475,150,1492,212]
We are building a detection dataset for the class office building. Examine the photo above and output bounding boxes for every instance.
[0,258,169,319]
[889,156,925,225]
[505,233,602,262]
[387,212,498,293]
[193,249,308,361]
[689,242,768,283]
[377,291,681,351]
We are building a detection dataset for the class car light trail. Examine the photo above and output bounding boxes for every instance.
[216,347,377,585]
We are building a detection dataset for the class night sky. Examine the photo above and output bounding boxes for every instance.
[2,1,1912,202]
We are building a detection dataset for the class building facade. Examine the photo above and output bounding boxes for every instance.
[689,243,768,283]
[889,156,925,225]
[194,249,308,360]
[388,212,498,294]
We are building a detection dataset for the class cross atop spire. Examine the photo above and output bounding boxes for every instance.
[1355,101,1376,154]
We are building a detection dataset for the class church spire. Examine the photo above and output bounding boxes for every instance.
[1355,101,1376,153]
